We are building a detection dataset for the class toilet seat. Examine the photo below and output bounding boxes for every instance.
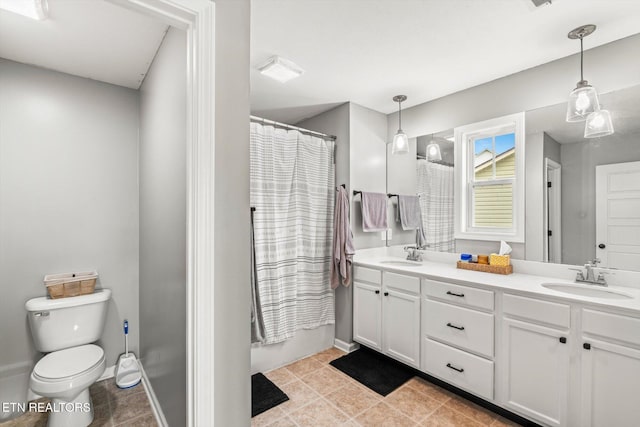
[33,344,104,381]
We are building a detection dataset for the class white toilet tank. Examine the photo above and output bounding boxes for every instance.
[25,289,111,352]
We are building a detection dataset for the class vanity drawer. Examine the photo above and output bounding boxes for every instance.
[384,272,420,295]
[424,279,494,311]
[423,338,493,400]
[582,309,640,346]
[424,299,494,358]
[503,294,570,329]
[353,266,381,285]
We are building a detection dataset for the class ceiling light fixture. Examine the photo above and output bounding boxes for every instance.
[566,24,599,122]
[258,56,304,83]
[0,0,48,20]
[391,95,409,155]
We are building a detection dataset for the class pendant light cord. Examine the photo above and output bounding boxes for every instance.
[580,36,584,82]
[398,100,402,130]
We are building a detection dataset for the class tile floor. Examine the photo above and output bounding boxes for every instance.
[253,347,522,427]
[0,379,157,427]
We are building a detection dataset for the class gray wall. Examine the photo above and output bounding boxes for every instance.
[387,33,640,259]
[561,130,640,266]
[297,103,351,345]
[350,103,389,250]
[0,58,139,375]
[139,28,186,426]
[213,0,251,425]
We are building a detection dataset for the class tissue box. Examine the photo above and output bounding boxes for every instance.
[490,254,510,267]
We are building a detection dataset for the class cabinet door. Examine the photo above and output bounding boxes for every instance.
[382,287,421,368]
[353,281,382,351]
[502,318,569,427]
[581,338,640,427]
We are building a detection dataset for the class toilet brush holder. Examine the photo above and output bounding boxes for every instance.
[115,320,141,389]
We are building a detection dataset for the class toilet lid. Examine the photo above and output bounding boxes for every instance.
[34,344,104,380]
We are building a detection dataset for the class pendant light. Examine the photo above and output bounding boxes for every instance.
[426,135,442,161]
[585,108,614,138]
[391,95,409,155]
[566,25,600,122]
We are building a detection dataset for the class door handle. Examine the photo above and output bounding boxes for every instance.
[384,292,389,296]
[598,243,606,249]
[446,291,464,297]
[446,363,464,373]
[446,322,465,331]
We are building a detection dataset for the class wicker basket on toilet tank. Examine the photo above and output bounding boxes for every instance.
[44,271,98,299]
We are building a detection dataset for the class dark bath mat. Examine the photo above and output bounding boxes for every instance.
[251,372,289,417]
[330,348,414,396]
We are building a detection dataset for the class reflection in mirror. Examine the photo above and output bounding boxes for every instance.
[388,84,640,273]
[527,84,640,271]
[415,131,455,251]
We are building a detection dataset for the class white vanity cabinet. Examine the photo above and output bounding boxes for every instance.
[421,279,495,400]
[352,267,421,367]
[500,294,571,427]
[580,309,640,427]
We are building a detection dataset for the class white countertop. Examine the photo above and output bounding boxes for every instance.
[353,247,640,315]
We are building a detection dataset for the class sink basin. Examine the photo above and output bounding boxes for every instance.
[542,283,633,300]
[379,260,423,267]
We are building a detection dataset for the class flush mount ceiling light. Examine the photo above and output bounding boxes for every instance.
[258,56,304,83]
[391,95,409,155]
[0,0,48,20]
[566,24,600,122]
[585,108,614,138]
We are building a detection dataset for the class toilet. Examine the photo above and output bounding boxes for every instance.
[25,289,111,427]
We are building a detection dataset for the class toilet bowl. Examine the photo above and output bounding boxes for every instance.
[25,289,111,427]
[30,345,106,427]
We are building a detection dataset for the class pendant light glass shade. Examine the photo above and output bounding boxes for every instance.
[391,95,409,155]
[584,109,614,138]
[566,84,600,122]
[392,131,409,155]
[426,142,442,161]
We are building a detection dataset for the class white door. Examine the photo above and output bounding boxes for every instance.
[596,161,640,269]
[581,338,640,427]
[545,158,562,263]
[501,318,569,427]
[382,287,421,368]
[353,281,382,350]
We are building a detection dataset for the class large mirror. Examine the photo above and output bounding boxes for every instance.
[388,83,640,272]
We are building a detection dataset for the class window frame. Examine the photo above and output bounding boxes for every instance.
[454,113,525,243]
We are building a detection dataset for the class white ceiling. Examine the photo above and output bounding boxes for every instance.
[0,0,168,89]
[251,0,640,124]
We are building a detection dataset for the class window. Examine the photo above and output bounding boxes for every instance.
[454,113,525,242]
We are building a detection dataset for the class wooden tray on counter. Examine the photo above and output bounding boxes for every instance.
[456,261,513,275]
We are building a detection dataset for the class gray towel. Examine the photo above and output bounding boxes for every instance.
[397,195,422,230]
[361,192,388,232]
[331,187,355,289]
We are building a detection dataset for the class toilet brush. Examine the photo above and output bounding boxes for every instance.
[115,319,142,389]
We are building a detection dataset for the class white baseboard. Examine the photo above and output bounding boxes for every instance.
[334,339,360,353]
[139,362,168,427]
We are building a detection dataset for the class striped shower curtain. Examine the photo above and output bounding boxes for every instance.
[417,159,455,252]
[250,123,335,345]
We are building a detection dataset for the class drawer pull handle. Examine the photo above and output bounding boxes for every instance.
[446,322,465,331]
[446,291,465,297]
[384,292,389,296]
[446,363,464,373]
[559,337,567,344]
[375,290,380,294]
[583,343,591,350]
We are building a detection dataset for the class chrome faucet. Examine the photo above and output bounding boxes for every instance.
[404,245,423,262]
[570,258,608,286]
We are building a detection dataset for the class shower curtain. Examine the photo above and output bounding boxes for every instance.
[417,159,455,252]
[250,122,335,345]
